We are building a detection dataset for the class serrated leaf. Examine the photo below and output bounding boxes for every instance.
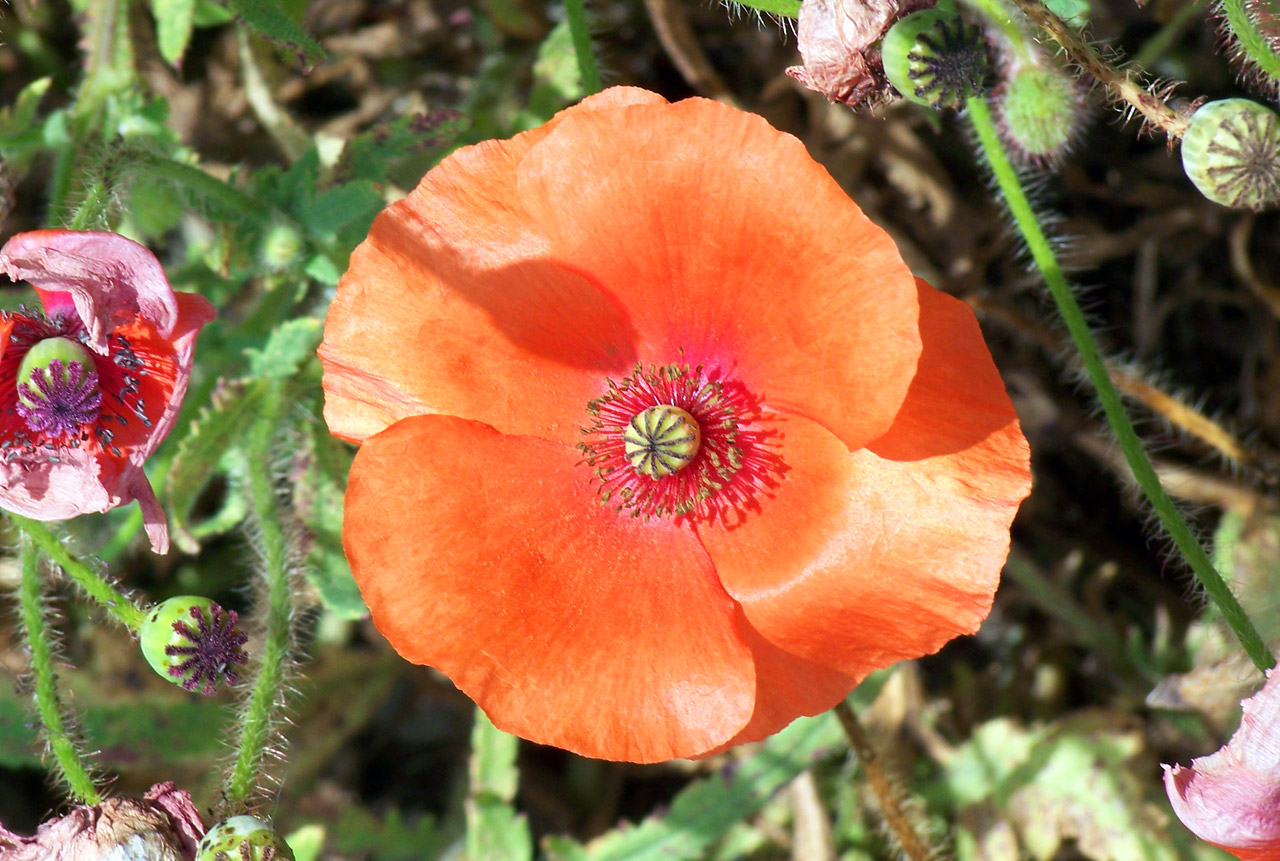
[330,808,448,861]
[465,710,533,861]
[0,78,52,134]
[523,21,584,126]
[194,0,235,24]
[246,316,323,380]
[166,378,268,551]
[545,712,844,861]
[298,181,384,237]
[227,0,326,69]
[152,0,198,65]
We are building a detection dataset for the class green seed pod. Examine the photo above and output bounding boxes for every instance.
[882,8,990,109]
[197,816,295,861]
[139,596,248,695]
[995,65,1082,164]
[1181,99,1280,211]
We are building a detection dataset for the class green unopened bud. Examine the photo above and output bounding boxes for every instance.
[882,9,990,109]
[197,816,295,861]
[16,337,95,408]
[1181,99,1280,211]
[139,596,248,696]
[259,221,304,270]
[996,65,1082,164]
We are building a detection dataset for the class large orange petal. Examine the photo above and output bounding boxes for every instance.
[344,413,757,762]
[701,283,1031,676]
[320,88,665,445]
[514,96,922,451]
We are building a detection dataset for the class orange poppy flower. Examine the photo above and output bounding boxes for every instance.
[320,87,1032,763]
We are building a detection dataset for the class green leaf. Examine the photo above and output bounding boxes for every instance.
[285,825,326,861]
[165,378,268,552]
[194,0,235,25]
[466,715,530,860]
[297,180,384,238]
[246,316,323,380]
[523,21,585,126]
[329,808,449,861]
[152,0,198,65]
[545,712,844,861]
[227,0,326,68]
[467,711,533,861]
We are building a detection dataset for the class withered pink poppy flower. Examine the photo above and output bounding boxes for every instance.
[787,0,934,109]
[0,230,216,554]
[0,781,205,860]
[1165,668,1280,860]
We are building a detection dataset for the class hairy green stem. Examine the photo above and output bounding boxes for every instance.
[833,702,934,861]
[963,0,1040,64]
[725,0,801,17]
[967,95,1273,672]
[224,386,294,811]
[565,0,603,94]
[10,514,147,632]
[17,540,101,804]
[1218,0,1280,94]
[135,155,267,224]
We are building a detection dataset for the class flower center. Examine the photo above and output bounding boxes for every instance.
[15,337,103,440]
[579,361,775,522]
[624,405,702,479]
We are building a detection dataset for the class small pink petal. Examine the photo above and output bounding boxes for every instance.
[1165,667,1280,860]
[0,230,181,353]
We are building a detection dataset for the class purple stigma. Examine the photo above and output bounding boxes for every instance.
[166,604,250,696]
[16,358,103,439]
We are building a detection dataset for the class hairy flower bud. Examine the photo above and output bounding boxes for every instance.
[995,64,1083,165]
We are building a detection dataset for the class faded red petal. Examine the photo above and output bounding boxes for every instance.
[344,413,757,762]
[1165,669,1280,861]
[0,230,182,352]
[517,96,921,453]
[0,233,215,554]
[701,283,1030,677]
[320,87,664,445]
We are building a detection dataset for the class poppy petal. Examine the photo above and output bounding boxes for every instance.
[701,283,1030,676]
[0,231,181,353]
[514,95,922,452]
[320,88,665,445]
[345,413,757,762]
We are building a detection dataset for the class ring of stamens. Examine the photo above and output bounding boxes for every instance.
[578,362,752,520]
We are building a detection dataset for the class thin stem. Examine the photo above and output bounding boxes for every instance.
[1001,0,1190,137]
[565,0,603,94]
[725,0,801,17]
[967,95,1274,673]
[10,514,147,632]
[1218,0,1280,94]
[961,0,1039,64]
[224,386,294,811]
[17,540,101,804]
[833,702,934,861]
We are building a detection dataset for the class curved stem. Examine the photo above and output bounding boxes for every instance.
[565,0,603,95]
[1218,0,1280,94]
[967,95,1273,673]
[1000,0,1190,137]
[224,386,294,811]
[10,514,147,632]
[17,540,101,804]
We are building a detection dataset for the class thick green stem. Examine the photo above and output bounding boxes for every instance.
[966,95,1273,673]
[725,0,801,17]
[564,0,603,94]
[10,514,147,632]
[17,540,101,804]
[224,386,294,811]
